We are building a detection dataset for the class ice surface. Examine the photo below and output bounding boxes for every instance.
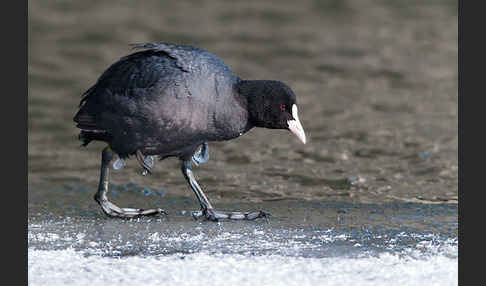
[28,245,457,286]
[28,200,457,286]
[28,221,457,286]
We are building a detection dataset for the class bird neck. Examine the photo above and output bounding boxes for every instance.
[236,80,276,128]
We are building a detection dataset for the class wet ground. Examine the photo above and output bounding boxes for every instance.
[28,0,457,284]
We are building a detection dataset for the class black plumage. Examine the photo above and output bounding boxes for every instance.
[74,42,306,221]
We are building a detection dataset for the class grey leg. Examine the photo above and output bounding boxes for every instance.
[136,149,154,176]
[181,159,269,222]
[192,142,209,166]
[94,146,166,218]
[181,160,214,211]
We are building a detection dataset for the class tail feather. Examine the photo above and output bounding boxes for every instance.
[79,130,111,146]
[74,106,97,127]
[74,104,111,146]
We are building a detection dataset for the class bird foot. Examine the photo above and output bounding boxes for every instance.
[191,208,270,221]
[95,195,166,219]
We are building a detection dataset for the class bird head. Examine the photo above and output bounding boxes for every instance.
[239,80,307,144]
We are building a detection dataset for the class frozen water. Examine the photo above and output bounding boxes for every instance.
[28,201,457,286]
[28,246,457,286]
[28,230,457,286]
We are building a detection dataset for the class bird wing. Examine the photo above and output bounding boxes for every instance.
[78,48,184,105]
[74,43,238,131]
[129,42,199,73]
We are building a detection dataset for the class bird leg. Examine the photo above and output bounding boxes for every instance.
[94,146,166,218]
[136,149,154,176]
[191,142,209,166]
[181,159,269,222]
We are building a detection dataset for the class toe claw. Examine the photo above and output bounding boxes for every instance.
[204,209,219,222]
[260,211,271,218]
[246,210,270,220]
[191,210,202,220]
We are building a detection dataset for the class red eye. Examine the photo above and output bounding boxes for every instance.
[280,104,286,111]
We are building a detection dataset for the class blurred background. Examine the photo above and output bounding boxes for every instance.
[28,0,457,209]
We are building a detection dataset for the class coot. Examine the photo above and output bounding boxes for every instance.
[74,42,306,221]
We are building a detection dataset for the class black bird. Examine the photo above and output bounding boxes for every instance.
[74,42,306,221]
